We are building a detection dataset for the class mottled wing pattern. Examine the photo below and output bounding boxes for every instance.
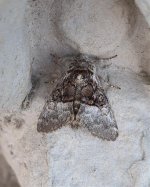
[79,104,118,141]
[37,55,119,141]
[52,72,76,103]
[37,72,74,132]
[79,80,118,141]
[37,98,72,132]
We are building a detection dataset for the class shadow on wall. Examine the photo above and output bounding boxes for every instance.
[0,153,20,187]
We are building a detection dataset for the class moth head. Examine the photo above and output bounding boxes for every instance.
[68,60,96,74]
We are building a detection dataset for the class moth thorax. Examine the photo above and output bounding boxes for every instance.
[76,74,83,84]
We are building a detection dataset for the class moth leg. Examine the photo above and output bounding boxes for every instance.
[98,75,120,91]
[22,76,39,109]
[99,54,117,61]
[104,81,121,90]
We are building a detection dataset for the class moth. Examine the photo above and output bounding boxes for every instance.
[37,55,119,141]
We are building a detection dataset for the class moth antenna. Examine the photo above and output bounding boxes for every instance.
[99,54,117,61]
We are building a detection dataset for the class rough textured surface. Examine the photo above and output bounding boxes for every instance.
[0,0,31,111]
[1,0,150,187]
[135,0,150,26]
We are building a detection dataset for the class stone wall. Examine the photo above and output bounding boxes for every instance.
[0,0,150,187]
[0,0,31,111]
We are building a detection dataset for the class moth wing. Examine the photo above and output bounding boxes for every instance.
[52,72,75,102]
[51,76,65,102]
[79,105,118,141]
[79,88,118,141]
[37,98,71,133]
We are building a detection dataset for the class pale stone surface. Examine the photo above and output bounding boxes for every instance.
[1,66,150,187]
[135,0,150,26]
[27,0,150,74]
[0,0,31,110]
[59,0,128,56]
[0,0,150,187]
